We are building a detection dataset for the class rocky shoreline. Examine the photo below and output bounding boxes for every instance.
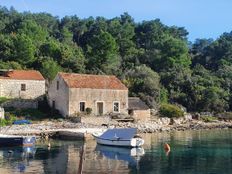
[0,117,232,139]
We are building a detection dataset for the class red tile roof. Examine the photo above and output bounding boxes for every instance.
[0,70,45,80]
[59,72,127,90]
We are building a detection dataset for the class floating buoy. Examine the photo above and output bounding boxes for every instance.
[164,143,171,152]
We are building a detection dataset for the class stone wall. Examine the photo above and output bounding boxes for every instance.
[132,109,151,122]
[0,79,45,99]
[69,88,128,116]
[80,116,118,125]
[47,74,69,117]
[1,99,38,109]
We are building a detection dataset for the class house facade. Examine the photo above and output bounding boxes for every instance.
[0,70,45,99]
[48,72,128,117]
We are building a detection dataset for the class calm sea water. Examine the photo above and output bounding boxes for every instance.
[0,129,232,174]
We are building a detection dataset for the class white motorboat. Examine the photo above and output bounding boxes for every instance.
[92,128,144,147]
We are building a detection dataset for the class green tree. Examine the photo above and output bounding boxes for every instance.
[12,34,36,66]
[0,34,14,61]
[0,60,23,69]
[39,58,62,81]
[39,40,61,60]
[124,65,160,108]
[59,43,86,73]
[86,30,120,74]
[108,15,140,72]
[17,19,48,45]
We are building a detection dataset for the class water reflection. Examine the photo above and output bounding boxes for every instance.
[1,130,232,173]
[0,146,36,173]
[80,141,145,174]
[95,145,144,167]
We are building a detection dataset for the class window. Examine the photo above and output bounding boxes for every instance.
[128,109,133,115]
[113,102,120,112]
[52,101,55,109]
[21,84,26,91]
[56,81,59,90]
[80,102,85,112]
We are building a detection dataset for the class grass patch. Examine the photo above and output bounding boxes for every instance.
[201,116,218,122]
[0,97,10,105]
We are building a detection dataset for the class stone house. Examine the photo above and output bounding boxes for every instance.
[128,97,151,121]
[0,70,45,99]
[48,72,128,117]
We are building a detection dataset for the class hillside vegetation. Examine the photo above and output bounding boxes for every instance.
[0,7,231,112]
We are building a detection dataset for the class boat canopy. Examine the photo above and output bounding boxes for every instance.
[99,128,137,140]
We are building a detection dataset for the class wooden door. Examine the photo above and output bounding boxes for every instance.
[97,102,103,115]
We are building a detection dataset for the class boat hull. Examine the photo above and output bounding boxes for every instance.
[93,135,144,147]
[0,136,36,147]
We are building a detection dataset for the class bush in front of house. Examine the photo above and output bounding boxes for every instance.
[0,119,7,127]
[159,103,184,118]
[5,112,17,123]
[0,97,9,105]
[5,107,51,120]
[85,108,92,115]
[0,112,17,127]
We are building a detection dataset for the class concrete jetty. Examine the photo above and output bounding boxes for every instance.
[2,128,106,140]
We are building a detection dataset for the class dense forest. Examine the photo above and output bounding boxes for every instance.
[0,6,231,113]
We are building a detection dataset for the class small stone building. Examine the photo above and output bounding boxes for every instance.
[48,72,128,117]
[0,70,45,99]
[128,97,151,121]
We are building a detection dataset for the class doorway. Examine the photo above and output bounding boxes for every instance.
[96,102,104,115]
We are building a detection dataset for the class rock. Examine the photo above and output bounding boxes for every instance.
[150,109,158,116]
[159,117,171,125]
[172,118,185,125]
[184,114,192,120]
[192,113,200,120]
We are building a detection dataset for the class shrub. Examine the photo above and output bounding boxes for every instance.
[85,108,92,115]
[4,112,17,125]
[5,108,48,120]
[0,119,7,127]
[159,104,184,118]
[201,116,218,122]
[0,97,9,104]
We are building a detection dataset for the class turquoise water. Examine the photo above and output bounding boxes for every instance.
[0,130,232,173]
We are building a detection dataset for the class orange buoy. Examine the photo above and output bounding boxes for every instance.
[164,143,171,152]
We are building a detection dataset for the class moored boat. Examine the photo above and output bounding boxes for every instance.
[92,128,144,147]
[0,134,36,147]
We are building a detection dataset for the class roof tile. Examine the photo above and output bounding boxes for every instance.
[0,70,45,80]
[59,72,127,90]
[128,97,150,110]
